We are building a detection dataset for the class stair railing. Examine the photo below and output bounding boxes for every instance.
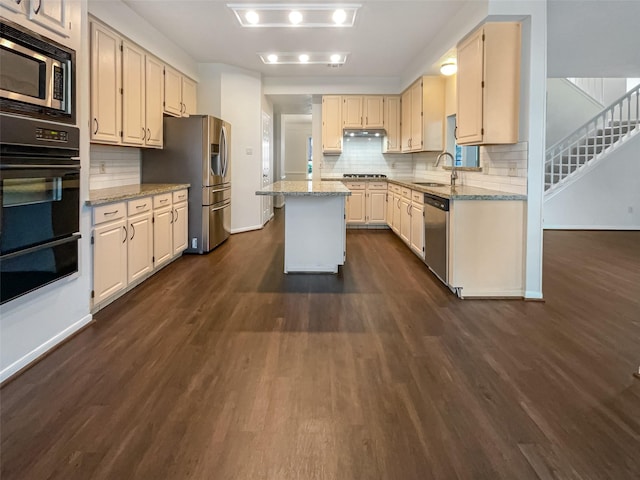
[545,83,640,190]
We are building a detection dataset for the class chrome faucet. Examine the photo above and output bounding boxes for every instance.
[435,151,457,187]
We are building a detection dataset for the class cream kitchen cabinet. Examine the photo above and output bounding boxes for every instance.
[92,203,128,305]
[126,198,153,284]
[389,184,402,234]
[122,40,145,146]
[345,181,386,226]
[342,96,363,129]
[172,189,189,255]
[386,187,395,228]
[153,193,174,268]
[383,96,401,153]
[401,76,445,153]
[456,22,521,145]
[27,0,70,37]
[345,182,366,224]
[164,66,197,117]
[90,22,121,144]
[144,55,164,148]
[342,96,384,129]
[409,191,424,259]
[399,188,412,243]
[322,95,343,154]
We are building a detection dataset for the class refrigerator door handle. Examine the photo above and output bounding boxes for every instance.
[221,125,228,178]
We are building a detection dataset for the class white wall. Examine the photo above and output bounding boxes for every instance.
[1,0,93,383]
[198,64,264,233]
[89,145,141,190]
[321,138,411,178]
[544,134,640,229]
[282,116,311,177]
[546,79,602,147]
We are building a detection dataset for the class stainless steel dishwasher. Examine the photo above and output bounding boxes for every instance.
[423,193,449,284]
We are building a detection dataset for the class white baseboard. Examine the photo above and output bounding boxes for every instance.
[231,224,264,234]
[544,224,640,231]
[0,313,93,383]
[525,290,544,300]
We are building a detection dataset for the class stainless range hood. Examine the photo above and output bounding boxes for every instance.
[343,128,387,138]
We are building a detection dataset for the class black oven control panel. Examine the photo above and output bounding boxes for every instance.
[36,127,69,142]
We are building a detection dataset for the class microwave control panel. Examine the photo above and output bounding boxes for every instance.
[36,128,69,142]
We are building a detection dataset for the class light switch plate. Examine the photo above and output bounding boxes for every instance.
[246,147,253,155]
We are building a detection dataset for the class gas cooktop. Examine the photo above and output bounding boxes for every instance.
[343,173,388,179]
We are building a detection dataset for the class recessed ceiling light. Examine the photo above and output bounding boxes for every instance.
[330,53,341,63]
[259,52,349,65]
[298,54,309,63]
[245,10,259,25]
[332,9,347,24]
[440,62,457,76]
[228,4,360,27]
[267,54,278,63]
[289,10,303,25]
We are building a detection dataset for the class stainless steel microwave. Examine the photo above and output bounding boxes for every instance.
[0,18,75,124]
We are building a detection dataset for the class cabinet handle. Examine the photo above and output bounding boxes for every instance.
[174,208,178,222]
[104,210,118,216]
[93,118,99,135]
[147,128,151,140]
[136,203,147,209]
[170,210,174,224]
[33,0,41,15]
[160,199,168,203]
[177,194,186,199]
[454,125,458,140]
[142,127,146,140]
[16,0,22,5]
[130,223,135,240]
[122,226,127,243]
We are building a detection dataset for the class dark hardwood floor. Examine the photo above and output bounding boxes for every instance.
[2,211,639,479]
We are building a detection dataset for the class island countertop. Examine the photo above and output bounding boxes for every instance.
[87,183,190,206]
[256,180,351,196]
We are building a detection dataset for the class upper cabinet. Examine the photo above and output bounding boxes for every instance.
[121,40,146,146]
[456,22,521,145]
[28,0,70,37]
[145,55,164,148]
[383,96,401,153]
[342,95,384,129]
[164,66,197,117]
[322,95,343,154]
[401,76,445,153]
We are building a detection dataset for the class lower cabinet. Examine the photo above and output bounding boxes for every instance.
[92,189,189,310]
[409,191,424,259]
[345,183,366,224]
[345,181,387,226]
[387,183,424,260]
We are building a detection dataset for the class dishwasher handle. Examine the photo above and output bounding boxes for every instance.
[423,193,449,211]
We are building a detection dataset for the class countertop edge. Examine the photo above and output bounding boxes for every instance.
[86,183,191,206]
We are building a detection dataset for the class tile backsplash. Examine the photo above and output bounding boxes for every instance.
[321,137,412,177]
[89,145,141,190]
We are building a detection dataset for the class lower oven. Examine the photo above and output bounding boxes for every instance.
[0,114,80,304]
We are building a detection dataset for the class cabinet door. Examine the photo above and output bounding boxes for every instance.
[145,55,164,147]
[28,0,69,37]
[400,197,411,243]
[410,80,423,151]
[383,96,401,153]
[322,96,342,153]
[153,206,173,267]
[386,191,394,227]
[90,22,121,144]
[456,27,484,144]
[401,88,412,152]
[93,219,127,304]
[163,65,182,117]
[122,40,145,146]
[0,0,26,13]
[346,190,366,224]
[172,201,188,255]
[363,96,384,128]
[342,96,363,128]
[410,203,424,258]
[422,77,445,151]
[367,190,386,224]
[127,212,153,283]
[392,195,402,234]
[181,76,197,117]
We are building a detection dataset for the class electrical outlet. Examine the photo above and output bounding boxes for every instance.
[508,162,517,177]
[391,162,396,169]
[99,162,106,174]
[191,238,198,249]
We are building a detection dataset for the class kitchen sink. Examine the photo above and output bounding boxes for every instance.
[413,182,447,187]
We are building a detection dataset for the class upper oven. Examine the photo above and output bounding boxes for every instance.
[0,115,80,304]
[0,18,75,124]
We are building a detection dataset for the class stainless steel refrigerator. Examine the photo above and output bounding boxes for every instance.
[142,115,231,254]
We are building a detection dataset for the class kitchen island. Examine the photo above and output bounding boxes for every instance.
[256,181,351,273]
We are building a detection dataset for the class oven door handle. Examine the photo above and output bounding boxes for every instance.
[0,234,81,261]
[1,164,81,170]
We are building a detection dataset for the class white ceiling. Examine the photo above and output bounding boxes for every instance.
[121,0,470,79]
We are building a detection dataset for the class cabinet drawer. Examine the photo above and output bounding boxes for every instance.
[172,189,188,203]
[93,202,126,225]
[401,187,412,199]
[345,182,366,190]
[368,182,387,190]
[411,191,423,203]
[389,184,401,194]
[153,193,172,209]
[127,197,152,216]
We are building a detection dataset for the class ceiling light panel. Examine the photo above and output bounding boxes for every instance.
[259,52,348,65]
[229,4,360,27]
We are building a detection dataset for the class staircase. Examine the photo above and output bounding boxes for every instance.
[545,83,640,193]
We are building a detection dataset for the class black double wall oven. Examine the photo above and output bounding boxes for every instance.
[0,115,80,304]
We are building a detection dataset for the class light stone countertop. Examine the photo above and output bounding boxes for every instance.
[325,176,526,201]
[256,180,351,196]
[87,183,190,206]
